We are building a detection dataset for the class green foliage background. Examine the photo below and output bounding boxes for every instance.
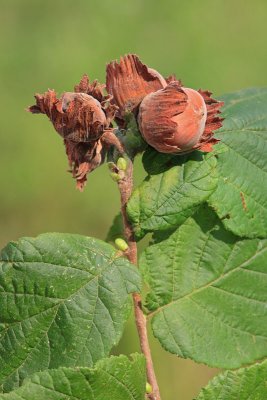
[0,1,266,399]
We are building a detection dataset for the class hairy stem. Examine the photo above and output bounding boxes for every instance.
[118,160,161,400]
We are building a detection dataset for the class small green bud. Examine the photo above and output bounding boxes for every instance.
[110,172,121,182]
[146,382,152,394]
[117,157,127,171]
[107,162,117,171]
[115,238,129,251]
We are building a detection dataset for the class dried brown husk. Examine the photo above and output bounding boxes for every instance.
[106,54,167,121]
[28,75,117,190]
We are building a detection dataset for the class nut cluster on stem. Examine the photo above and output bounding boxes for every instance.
[106,54,223,154]
[28,53,223,189]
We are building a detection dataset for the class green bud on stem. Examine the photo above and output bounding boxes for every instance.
[107,162,117,171]
[110,172,121,182]
[117,157,127,171]
[146,382,153,394]
[115,238,129,251]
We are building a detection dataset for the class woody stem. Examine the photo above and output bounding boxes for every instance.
[118,160,161,400]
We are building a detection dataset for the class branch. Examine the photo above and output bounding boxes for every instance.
[118,160,161,400]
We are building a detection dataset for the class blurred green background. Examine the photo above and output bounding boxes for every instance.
[0,1,266,398]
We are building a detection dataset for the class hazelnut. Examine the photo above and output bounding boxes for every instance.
[138,81,224,154]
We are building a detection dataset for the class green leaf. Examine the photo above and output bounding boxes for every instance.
[140,205,267,368]
[0,233,140,392]
[196,359,267,399]
[142,147,190,175]
[127,152,218,240]
[208,87,267,238]
[0,354,146,400]
[106,213,124,243]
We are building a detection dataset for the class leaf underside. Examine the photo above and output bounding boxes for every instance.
[0,233,140,392]
[0,354,146,400]
[140,205,267,369]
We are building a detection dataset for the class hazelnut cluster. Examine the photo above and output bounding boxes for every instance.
[28,54,223,190]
